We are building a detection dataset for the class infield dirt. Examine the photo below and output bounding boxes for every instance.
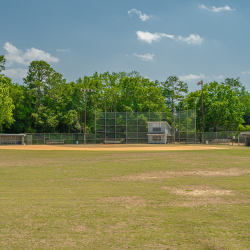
[0,144,228,151]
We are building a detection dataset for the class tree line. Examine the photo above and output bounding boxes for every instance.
[0,57,250,134]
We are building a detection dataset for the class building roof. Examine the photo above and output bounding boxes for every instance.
[241,132,250,136]
[0,134,26,136]
[147,121,172,129]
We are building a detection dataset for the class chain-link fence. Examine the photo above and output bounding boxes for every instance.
[175,109,197,143]
[5,108,250,146]
[95,110,196,144]
[202,131,250,146]
[22,131,249,146]
[24,133,95,145]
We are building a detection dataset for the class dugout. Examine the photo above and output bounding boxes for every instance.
[147,122,172,144]
[0,134,26,145]
[240,133,250,146]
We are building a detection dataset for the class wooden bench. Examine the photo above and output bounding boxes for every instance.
[103,140,121,144]
[46,139,65,145]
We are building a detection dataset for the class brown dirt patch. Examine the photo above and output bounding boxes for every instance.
[0,144,228,151]
[161,186,234,196]
[117,168,250,182]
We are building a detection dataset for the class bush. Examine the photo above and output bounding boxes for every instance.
[237,124,246,131]
[245,125,250,131]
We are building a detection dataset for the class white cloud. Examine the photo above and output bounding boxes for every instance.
[128,9,152,21]
[133,53,154,61]
[242,70,250,74]
[136,31,203,45]
[199,4,235,12]
[4,68,27,79]
[177,34,203,45]
[179,74,206,81]
[136,31,204,44]
[3,42,59,66]
[57,49,70,52]
[136,31,162,43]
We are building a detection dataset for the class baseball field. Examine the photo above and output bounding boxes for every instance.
[0,144,250,249]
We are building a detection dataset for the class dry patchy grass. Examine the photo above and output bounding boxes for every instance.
[0,147,250,249]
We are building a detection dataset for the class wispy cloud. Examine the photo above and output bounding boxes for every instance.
[136,31,203,45]
[133,53,154,61]
[179,74,225,82]
[213,75,224,79]
[128,9,152,21]
[57,49,70,52]
[4,68,27,79]
[179,74,206,81]
[3,42,59,66]
[242,70,250,74]
[199,4,235,12]
[176,34,204,45]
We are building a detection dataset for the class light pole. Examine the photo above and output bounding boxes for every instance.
[81,88,93,145]
[197,80,204,144]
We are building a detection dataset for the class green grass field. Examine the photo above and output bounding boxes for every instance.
[1,147,250,249]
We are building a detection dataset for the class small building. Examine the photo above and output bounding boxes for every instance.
[147,122,172,144]
[240,133,250,146]
[0,134,26,145]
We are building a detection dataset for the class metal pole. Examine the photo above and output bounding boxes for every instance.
[95,110,96,144]
[84,91,87,145]
[187,107,188,144]
[137,111,138,144]
[105,111,106,142]
[201,84,204,144]
[173,102,175,144]
[126,111,127,144]
[179,108,181,143]
[195,106,196,144]
[115,111,116,142]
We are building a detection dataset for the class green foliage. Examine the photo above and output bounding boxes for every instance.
[161,75,188,109]
[238,124,246,131]
[0,75,14,131]
[186,81,245,132]
[2,59,250,134]
[0,55,6,72]
[245,125,250,131]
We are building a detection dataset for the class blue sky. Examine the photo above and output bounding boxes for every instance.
[1,0,250,91]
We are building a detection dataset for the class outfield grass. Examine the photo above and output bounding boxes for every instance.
[0,147,250,249]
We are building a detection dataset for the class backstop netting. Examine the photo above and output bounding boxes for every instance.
[95,110,196,144]
[175,109,197,143]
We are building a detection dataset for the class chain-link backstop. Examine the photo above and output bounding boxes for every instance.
[95,110,196,144]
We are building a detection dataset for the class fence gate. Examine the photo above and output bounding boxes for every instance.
[26,135,32,145]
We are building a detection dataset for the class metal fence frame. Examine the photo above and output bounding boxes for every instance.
[95,110,196,144]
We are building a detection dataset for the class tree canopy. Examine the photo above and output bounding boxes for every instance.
[0,57,249,133]
[0,74,15,130]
